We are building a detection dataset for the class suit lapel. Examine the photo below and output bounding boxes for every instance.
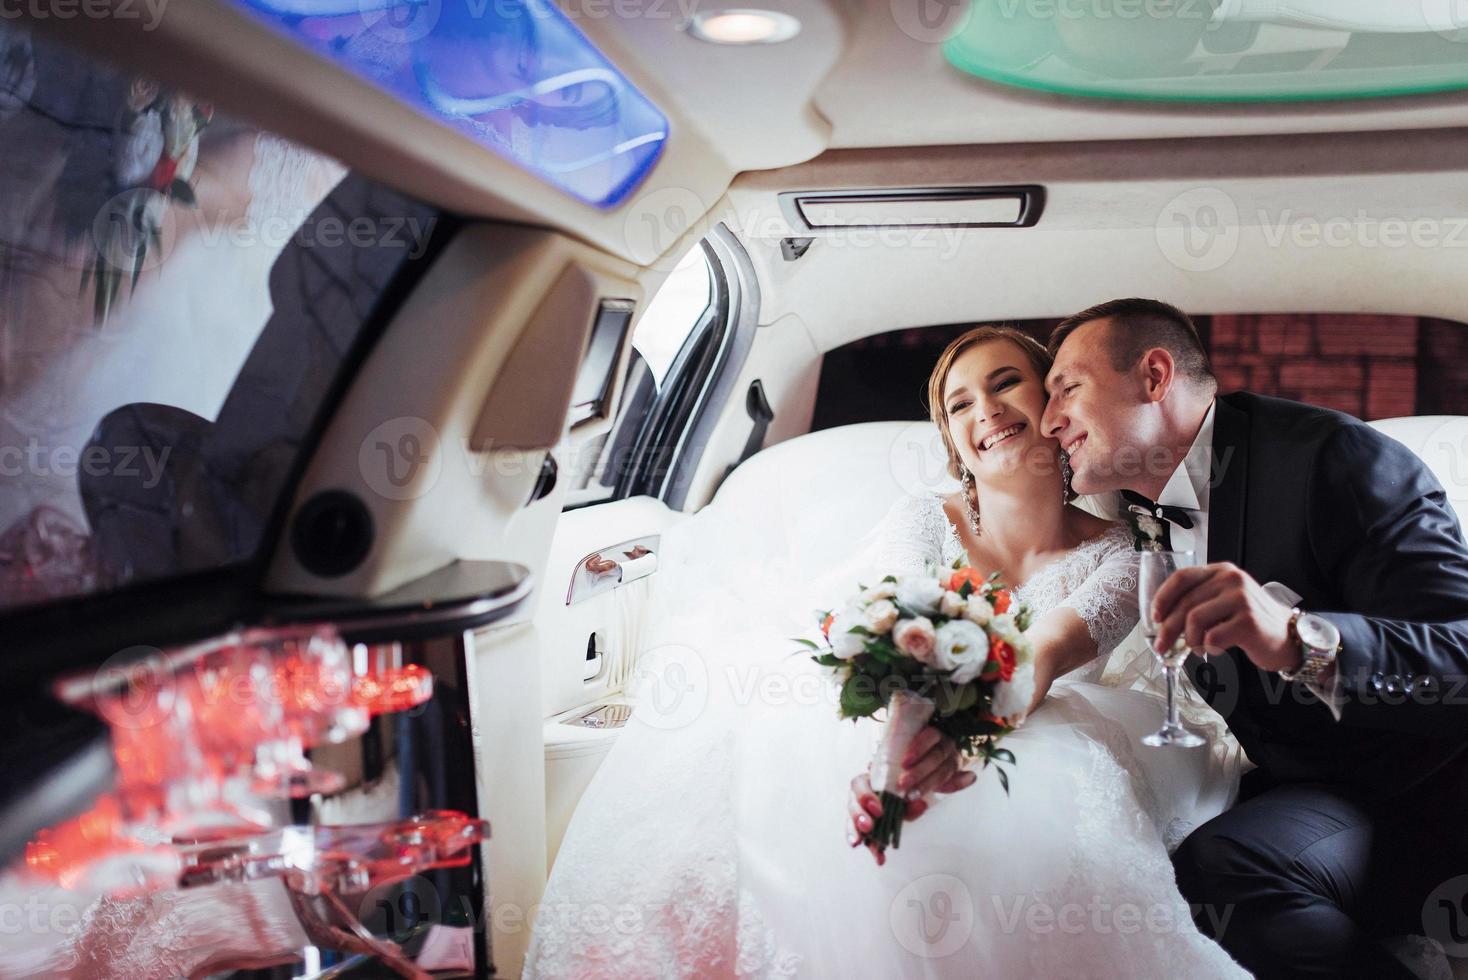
[1208,395,1249,568]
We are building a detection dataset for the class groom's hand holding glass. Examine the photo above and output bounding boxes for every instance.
[1148,561,1304,674]
[847,727,974,865]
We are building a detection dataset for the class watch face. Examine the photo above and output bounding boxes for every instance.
[1297,613,1340,651]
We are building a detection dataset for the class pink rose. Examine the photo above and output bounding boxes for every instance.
[892,616,938,666]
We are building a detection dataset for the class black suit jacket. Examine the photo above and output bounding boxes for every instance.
[1189,391,1468,799]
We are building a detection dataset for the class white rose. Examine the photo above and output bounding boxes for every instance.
[989,613,1020,644]
[991,662,1036,719]
[862,598,898,635]
[895,574,944,616]
[828,610,867,660]
[892,616,939,665]
[861,581,896,603]
[935,619,990,685]
[1135,514,1166,548]
[939,590,967,619]
[963,595,992,626]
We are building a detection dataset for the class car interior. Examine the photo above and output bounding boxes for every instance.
[2,0,1468,976]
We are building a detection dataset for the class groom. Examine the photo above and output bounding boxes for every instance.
[1039,298,1468,980]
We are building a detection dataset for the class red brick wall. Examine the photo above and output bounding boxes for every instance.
[1201,314,1422,420]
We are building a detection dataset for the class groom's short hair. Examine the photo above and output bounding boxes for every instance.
[1049,298,1216,391]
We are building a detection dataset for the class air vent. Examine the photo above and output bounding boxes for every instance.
[778,186,1044,232]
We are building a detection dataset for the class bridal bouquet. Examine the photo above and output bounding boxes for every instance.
[798,562,1035,852]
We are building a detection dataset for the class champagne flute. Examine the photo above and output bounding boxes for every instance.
[1139,549,1206,748]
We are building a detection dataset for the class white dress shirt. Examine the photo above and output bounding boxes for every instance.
[1155,401,1215,563]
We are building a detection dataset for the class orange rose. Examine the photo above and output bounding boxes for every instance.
[992,590,1012,615]
[948,567,986,594]
[981,639,1016,682]
[821,613,834,638]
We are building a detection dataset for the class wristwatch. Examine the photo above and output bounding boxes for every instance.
[1278,608,1342,684]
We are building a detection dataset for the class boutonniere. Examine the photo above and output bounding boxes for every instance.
[1125,505,1167,553]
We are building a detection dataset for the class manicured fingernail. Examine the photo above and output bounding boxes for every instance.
[847,830,859,846]
[897,775,910,790]
[906,790,922,802]
[858,814,872,831]
[864,800,883,818]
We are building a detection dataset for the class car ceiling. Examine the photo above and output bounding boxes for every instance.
[34,0,1468,341]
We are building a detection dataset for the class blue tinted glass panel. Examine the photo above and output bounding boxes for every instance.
[232,0,668,207]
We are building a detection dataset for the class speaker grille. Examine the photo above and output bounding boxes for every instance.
[291,490,373,578]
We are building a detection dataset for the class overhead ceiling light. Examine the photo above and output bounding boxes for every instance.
[686,9,801,45]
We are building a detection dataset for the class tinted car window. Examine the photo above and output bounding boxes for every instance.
[0,24,439,610]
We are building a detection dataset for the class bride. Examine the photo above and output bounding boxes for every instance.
[524,326,1247,979]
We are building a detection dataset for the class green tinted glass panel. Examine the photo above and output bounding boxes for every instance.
[943,1,1468,101]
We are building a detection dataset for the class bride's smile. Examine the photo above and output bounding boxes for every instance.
[976,420,1026,452]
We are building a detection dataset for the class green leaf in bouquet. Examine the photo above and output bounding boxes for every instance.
[892,600,929,621]
[957,581,973,599]
[866,645,899,665]
[839,673,883,719]
[811,653,845,668]
[863,634,898,655]
[932,682,963,715]
[957,683,979,712]
[848,625,874,637]
[933,679,978,716]
[990,748,1016,765]
[996,767,1010,796]
[1014,607,1032,632]
[791,637,821,650]
[882,575,897,584]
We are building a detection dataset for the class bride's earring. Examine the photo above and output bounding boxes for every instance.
[961,469,981,536]
[1060,451,1076,503]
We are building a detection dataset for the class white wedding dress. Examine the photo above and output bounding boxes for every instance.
[525,493,1248,980]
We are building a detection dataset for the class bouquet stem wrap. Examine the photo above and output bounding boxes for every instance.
[864,689,935,852]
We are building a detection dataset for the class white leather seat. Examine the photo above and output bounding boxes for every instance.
[707,420,957,583]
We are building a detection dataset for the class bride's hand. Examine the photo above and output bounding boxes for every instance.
[847,729,976,865]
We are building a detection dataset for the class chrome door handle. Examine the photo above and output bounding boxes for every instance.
[565,535,659,605]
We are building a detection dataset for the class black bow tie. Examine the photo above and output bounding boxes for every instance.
[1120,489,1196,530]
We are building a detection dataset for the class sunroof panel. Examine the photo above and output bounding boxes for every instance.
[943,1,1468,102]
[232,0,668,207]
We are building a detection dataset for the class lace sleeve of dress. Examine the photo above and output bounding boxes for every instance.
[1056,526,1140,658]
[867,493,950,578]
